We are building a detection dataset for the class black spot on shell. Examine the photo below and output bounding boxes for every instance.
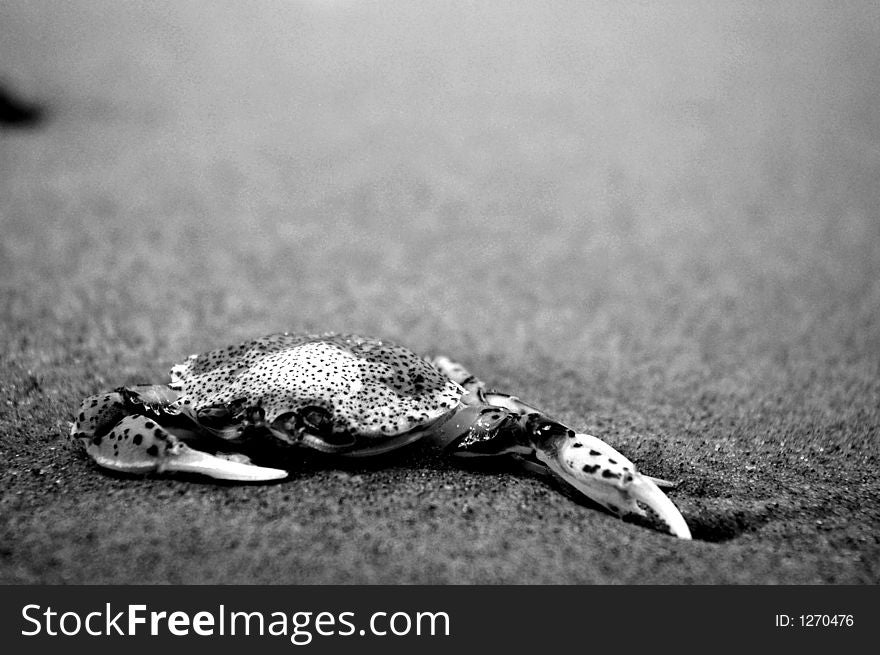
[146,445,159,457]
[582,464,600,474]
[172,332,463,439]
[133,434,143,445]
[571,442,583,448]
[144,421,155,429]
[92,434,103,446]
[602,469,621,479]
[589,449,601,456]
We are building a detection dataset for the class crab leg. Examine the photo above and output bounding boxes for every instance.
[437,404,690,539]
[441,403,692,538]
[431,356,691,537]
[71,389,287,482]
[475,396,691,537]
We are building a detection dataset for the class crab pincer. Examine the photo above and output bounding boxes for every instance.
[531,427,691,539]
[70,387,288,482]
[439,400,692,539]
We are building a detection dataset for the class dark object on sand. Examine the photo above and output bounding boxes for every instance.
[0,83,44,127]
[71,332,692,539]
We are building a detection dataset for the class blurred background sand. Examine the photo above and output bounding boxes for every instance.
[1,1,878,583]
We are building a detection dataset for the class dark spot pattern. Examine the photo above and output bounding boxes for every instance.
[168,333,463,441]
[146,445,159,457]
[582,464,600,474]
[602,469,621,479]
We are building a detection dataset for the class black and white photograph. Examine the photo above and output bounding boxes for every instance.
[1,0,877,647]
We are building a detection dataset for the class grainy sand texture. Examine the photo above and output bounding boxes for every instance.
[1,1,878,583]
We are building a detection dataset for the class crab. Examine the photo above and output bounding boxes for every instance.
[70,332,691,538]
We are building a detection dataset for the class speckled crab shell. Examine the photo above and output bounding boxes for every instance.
[168,333,465,441]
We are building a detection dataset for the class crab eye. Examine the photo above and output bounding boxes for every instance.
[245,405,265,424]
[298,405,333,434]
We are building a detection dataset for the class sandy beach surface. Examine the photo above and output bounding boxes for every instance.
[1,1,878,584]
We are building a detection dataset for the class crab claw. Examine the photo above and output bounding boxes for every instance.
[74,411,288,483]
[440,401,691,538]
[533,429,691,539]
[160,445,289,482]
